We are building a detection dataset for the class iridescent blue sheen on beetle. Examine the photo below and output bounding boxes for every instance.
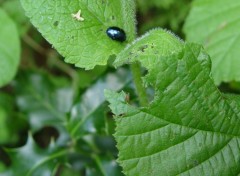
[106,27,126,42]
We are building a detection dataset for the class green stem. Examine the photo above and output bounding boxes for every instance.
[26,149,68,176]
[130,62,148,106]
[23,34,47,54]
[92,154,106,176]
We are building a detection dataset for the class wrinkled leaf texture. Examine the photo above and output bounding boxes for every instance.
[106,30,240,175]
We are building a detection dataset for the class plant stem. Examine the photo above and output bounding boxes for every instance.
[131,62,148,106]
[23,34,47,54]
[92,154,106,176]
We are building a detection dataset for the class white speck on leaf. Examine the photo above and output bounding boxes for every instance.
[72,10,84,21]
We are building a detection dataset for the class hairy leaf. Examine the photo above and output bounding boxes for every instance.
[20,0,136,69]
[0,8,20,87]
[106,43,240,175]
[184,0,240,84]
[114,29,184,67]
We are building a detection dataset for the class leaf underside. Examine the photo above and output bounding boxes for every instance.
[106,40,240,175]
[184,0,240,84]
[20,0,136,69]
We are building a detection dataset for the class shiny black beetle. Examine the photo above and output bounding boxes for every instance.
[106,27,126,42]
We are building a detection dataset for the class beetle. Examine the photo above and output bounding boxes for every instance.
[106,27,126,42]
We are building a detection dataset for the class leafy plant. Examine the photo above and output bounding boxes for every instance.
[1,0,240,175]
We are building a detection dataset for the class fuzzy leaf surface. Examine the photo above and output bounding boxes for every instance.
[20,0,136,69]
[0,8,20,87]
[106,43,240,175]
[184,0,240,84]
[114,29,184,67]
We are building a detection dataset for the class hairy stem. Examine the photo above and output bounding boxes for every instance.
[131,62,148,106]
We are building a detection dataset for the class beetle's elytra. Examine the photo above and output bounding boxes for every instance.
[106,27,126,42]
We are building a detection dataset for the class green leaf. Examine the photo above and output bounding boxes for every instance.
[14,70,74,133]
[0,92,26,145]
[0,162,6,173]
[67,67,131,139]
[20,0,136,69]
[2,0,30,35]
[114,29,184,67]
[106,43,240,175]
[0,107,11,144]
[0,93,13,141]
[0,8,20,87]
[184,0,240,84]
[4,134,67,176]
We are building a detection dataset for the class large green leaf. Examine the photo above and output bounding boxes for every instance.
[20,0,136,69]
[0,8,20,87]
[183,0,240,84]
[106,43,240,175]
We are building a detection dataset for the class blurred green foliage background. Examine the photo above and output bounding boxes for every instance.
[0,0,192,175]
